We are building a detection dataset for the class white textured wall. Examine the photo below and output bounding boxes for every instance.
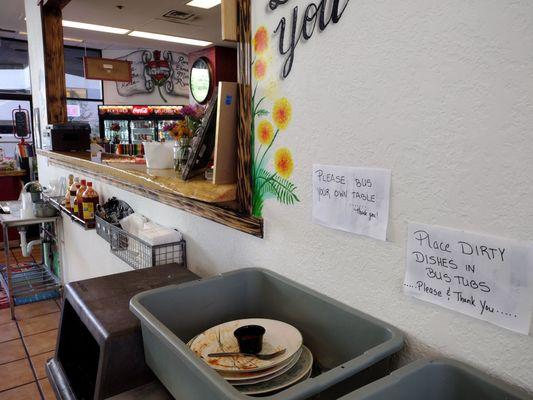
[37,0,533,394]
[24,0,48,147]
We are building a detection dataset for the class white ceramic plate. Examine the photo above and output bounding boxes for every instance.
[190,318,303,373]
[228,348,303,385]
[235,345,313,395]
[189,337,302,382]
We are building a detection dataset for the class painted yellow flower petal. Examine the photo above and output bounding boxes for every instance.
[274,147,294,179]
[257,120,274,145]
[253,26,269,54]
[272,98,292,130]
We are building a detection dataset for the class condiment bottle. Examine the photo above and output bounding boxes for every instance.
[64,174,74,211]
[69,177,80,214]
[75,179,87,219]
[82,182,99,228]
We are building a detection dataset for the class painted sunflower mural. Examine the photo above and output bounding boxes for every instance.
[251,26,300,217]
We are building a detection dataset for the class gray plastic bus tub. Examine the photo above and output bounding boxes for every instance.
[339,358,532,400]
[129,268,404,399]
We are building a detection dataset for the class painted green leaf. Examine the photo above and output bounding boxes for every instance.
[255,167,299,205]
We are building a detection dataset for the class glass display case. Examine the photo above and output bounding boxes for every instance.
[103,119,129,144]
[130,120,155,144]
[98,105,184,154]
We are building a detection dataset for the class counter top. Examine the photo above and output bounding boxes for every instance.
[0,169,26,177]
[37,149,263,237]
[0,201,60,227]
[37,150,235,203]
[66,263,198,339]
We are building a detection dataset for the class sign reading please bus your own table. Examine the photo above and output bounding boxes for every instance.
[312,165,391,241]
[404,222,533,334]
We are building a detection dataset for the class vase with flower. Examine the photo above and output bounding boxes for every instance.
[180,104,204,136]
[162,105,205,173]
[163,120,193,172]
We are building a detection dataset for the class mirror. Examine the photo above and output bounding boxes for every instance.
[190,57,213,104]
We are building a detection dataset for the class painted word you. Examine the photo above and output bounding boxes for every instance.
[269,0,350,78]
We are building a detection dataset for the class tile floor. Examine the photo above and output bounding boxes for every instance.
[1,245,60,399]
[0,299,60,399]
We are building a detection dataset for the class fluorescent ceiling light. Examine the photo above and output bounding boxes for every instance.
[128,31,211,47]
[186,0,221,9]
[19,31,83,43]
[62,20,129,35]
[63,37,84,43]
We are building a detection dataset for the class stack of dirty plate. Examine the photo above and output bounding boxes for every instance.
[188,318,313,396]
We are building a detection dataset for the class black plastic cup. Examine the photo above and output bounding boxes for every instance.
[234,325,266,354]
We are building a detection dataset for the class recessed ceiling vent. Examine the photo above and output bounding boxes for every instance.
[0,28,17,33]
[159,10,198,23]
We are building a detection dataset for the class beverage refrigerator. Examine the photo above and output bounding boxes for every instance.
[98,105,185,155]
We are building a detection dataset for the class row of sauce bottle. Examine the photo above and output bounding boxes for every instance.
[64,174,100,228]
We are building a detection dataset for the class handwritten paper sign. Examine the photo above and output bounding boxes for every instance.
[312,165,391,241]
[404,223,533,334]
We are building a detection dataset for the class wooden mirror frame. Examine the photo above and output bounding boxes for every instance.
[189,56,214,105]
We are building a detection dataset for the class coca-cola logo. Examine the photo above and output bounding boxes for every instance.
[132,106,150,115]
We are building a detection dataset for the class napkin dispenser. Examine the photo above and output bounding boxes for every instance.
[49,122,91,152]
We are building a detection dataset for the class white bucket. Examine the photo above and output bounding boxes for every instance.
[142,141,175,170]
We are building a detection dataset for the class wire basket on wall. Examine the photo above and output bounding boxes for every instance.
[95,216,186,270]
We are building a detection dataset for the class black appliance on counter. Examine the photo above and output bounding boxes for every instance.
[48,122,91,152]
[46,264,198,400]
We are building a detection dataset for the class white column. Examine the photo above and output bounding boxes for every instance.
[24,0,48,148]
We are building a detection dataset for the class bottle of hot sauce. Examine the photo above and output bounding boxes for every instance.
[64,174,74,211]
[75,179,87,219]
[82,182,99,228]
[70,177,80,214]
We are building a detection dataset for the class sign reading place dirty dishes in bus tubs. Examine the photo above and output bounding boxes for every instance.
[404,222,533,334]
[312,165,391,241]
